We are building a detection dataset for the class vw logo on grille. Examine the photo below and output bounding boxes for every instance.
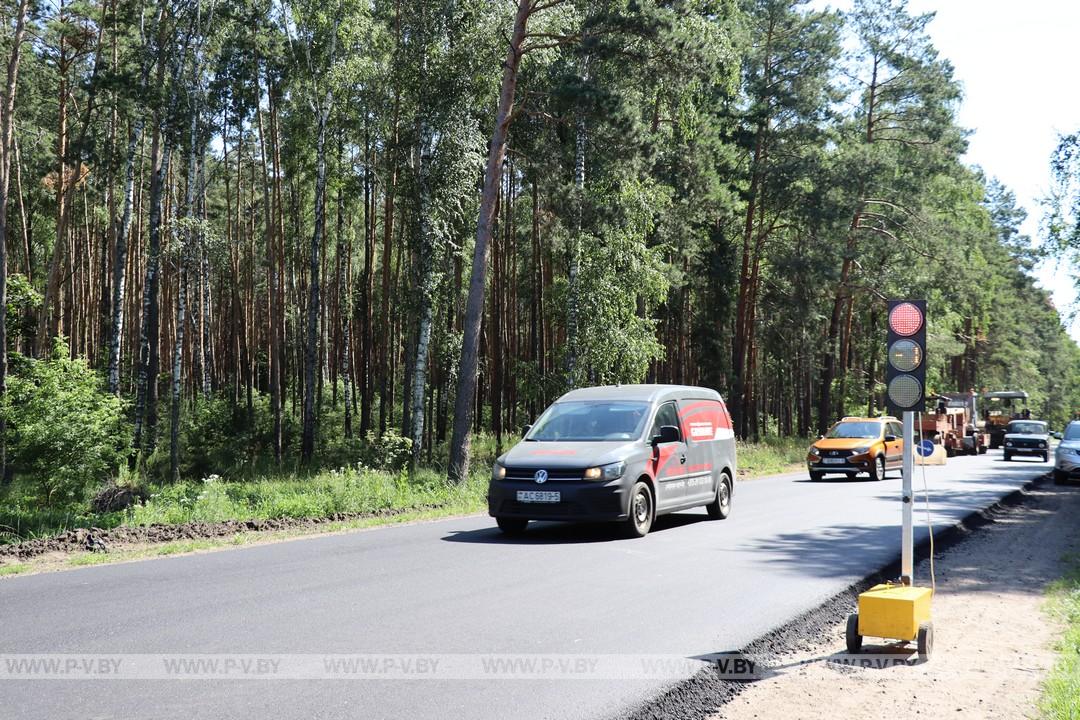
[534,469,549,484]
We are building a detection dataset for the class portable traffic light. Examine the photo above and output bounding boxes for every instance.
[845,297,934,662]
[885,299,927,415]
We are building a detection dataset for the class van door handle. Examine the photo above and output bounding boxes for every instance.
[680,454,686,464]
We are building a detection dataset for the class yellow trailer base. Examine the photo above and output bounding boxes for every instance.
[846,583,934,660]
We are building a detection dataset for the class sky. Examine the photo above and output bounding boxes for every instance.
[812,0,1080,338]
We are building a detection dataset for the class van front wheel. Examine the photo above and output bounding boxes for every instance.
[623,482,654,538]
[706,473,732,520]
[496,517,528,535]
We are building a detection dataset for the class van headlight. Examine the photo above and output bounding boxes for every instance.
[492,463,506,480]
[584,461,625,481]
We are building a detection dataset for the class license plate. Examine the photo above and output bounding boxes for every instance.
[516,490,561,503]
[823,458,845,465]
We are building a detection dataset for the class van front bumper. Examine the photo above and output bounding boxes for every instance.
[487,479,630,521]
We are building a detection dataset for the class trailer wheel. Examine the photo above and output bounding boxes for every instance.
[917,621,934,662]
[846,613,862,654]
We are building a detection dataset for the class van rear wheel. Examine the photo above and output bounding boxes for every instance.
[623,481,654,538]
[706,473,732,520]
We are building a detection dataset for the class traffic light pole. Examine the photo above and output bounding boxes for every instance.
[901,410,914,584]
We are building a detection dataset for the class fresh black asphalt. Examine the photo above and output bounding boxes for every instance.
[0,451,1049,720]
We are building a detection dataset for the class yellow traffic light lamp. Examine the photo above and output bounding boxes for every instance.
[846,299,935,660]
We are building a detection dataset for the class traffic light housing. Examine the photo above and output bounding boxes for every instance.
[886,300,927,415]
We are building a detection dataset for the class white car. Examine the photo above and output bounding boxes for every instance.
[1053,421,1080,484]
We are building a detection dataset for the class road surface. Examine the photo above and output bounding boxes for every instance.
[0,451,1049,720]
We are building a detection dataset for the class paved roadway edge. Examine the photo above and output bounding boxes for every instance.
[622,470,1052,720]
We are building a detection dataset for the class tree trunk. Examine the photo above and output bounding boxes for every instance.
[379,117,398,436]
[256,95,278,451]
[170,47,202,483]
[0,0,30,484]
[267,86,285,463]
[169,241,189,482]
[448,0,532,483]
[564,102,587,387]
[301,90,333,463]
[108,114,145,394]
[410,120,436,470]
[360,123,374,436]
[337,185,354,440]
[132,31,187,463]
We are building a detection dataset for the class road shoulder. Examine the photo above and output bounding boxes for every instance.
[714,481,1080,720]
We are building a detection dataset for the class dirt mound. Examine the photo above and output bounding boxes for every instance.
[91,484,150,513]
[0,505,442,562]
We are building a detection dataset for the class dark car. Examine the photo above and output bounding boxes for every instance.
[1002,420,1050,462]
[488,385,737,538]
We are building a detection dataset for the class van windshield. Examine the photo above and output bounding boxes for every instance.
[826,421,880,439]
[527,401,651,442]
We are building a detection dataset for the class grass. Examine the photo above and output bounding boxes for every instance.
[125,467,488,527]
[0,562,29,576]
[1041,552,1080,719]
[736,435,811,477]
[0,466,489,546]
[0,434,806,563]
[67,553,115,567]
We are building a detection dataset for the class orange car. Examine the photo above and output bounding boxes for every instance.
[806,416,903,481]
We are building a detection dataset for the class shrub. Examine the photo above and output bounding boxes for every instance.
[359,429,412,471]
[2,339,129,505]
[144,394,253,481]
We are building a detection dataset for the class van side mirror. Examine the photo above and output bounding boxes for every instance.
[884,434,897,442]
[652,425,681,445]
[522,424,532,437]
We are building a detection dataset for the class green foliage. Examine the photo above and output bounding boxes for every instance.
[358,430,413,472]
[1041,553,1080,719]
[735,436,812,477]
[4,273,41,346]
[565,178,672,386]
[144,394,265,482]
[0,464,490,544]
[1,340,129,505]
[5,0,1079,508]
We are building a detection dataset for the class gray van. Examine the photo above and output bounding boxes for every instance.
[488,385,737,537]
